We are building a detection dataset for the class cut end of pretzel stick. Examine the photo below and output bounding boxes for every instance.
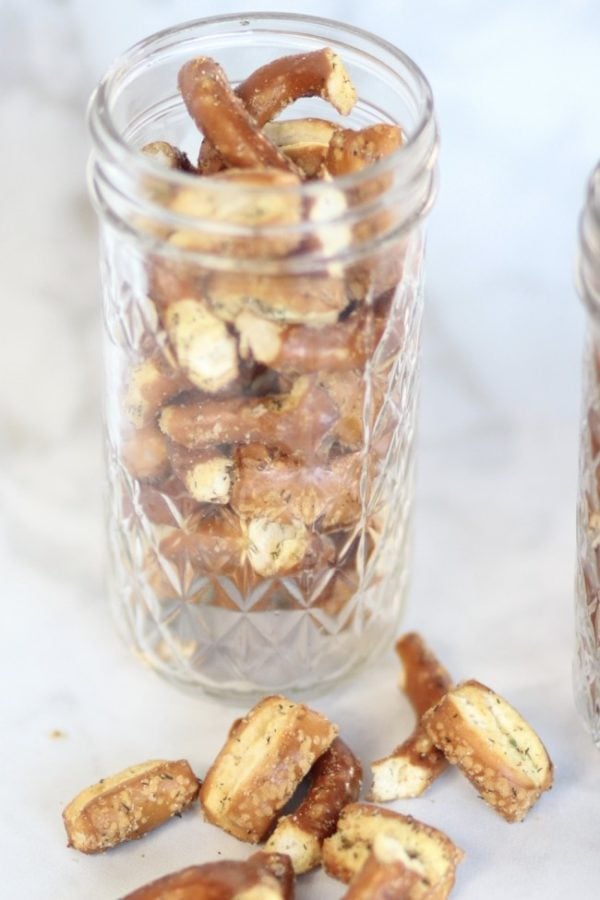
[422,680,554,823]
[341,830,426,900]
[369,633,452,802]
[199,695,338,843]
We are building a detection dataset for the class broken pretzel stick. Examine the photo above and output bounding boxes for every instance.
[370,633,452,801]
[266,737,362,874]
[63,759,199,854]
[198,49,356,174]
[179,57,297,173]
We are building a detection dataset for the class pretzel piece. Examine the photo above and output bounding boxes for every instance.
[322,803,463,897]
[163,298,239,394]
[423,680,554,822]
[141,141,192,171]
[370,633,453,802]
[179,58,297,173]
[231,445,361,530]
[200,695,338,842]
[264,118,340,178]
[121,425,170,483]
[123,851,294,900]
[265,737,362,874]
[159,374,339,458]
[198,50,356,174]
[63,759,199,854]
[325,124,403,177]
[341,831,426,900]
[123,356,191,429]
[168,444,234,505]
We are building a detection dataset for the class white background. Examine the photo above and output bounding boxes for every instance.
[1,1,599,897]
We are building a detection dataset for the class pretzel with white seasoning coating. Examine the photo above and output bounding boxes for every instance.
[322,803,463,897]
[341,831,432,900]
[265,737,362,874]
[422,679,554,822]
[179,58,297,173]
[197,49,356,174]
[200,695,338,843]
[122,851,295,900]
[123,355,192,429]
[370,633,452,802]
[63,759,199,854]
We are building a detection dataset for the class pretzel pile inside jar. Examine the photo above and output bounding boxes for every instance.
[116,48,413,659]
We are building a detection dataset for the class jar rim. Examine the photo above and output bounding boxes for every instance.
[87,12,438,270]
[88,11,437,194]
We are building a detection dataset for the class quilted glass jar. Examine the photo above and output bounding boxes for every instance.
[575,161,600,744]
[88,13,438,695]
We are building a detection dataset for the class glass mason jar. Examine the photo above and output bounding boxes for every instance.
[575,161,600,744]
[88,13,438,695]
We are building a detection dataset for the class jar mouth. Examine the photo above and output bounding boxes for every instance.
[579,162,600,315]
[87,12,438,268]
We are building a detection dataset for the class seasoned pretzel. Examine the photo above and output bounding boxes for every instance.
[121,424,170,483]
[325,124,403,177]
[318,371,366,451]
[423,680,554,822]
[200,695,338,843]
[63,759,199,854]
[231,445,361,530]
[163,298,239,394]
[322,803,463,897]
[266,737,362,874]
[264,118,340,178]
[370,633,452,802]
[158,374,339,458]
[197,50,356,174]
[235,306,386,375]
[205,270,349,325]
[141,141,192,171]
[168,168,302,260]
[179,58,297,173]
[123,355,191,429]
[168,443,234,505]
[123,851,294,900]
[341,831,428,900]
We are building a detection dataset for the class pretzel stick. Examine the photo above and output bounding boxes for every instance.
[370,633,452,801]
[123,852,294,900]
[266,737,362,874]
[178,57,297,172]
[197,50,356,174]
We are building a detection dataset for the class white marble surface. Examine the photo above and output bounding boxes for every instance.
[2,1,600,897]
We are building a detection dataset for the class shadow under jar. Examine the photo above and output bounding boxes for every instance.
[575,161,600,745]
[88,13,438,695]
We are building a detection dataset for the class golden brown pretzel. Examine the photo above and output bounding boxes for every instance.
[200,695,338,843]
[422,680,554,822]
[325,124,403,177]
[158,374,339,458]
[341,832,428,900]
[122,851,294,900]
[197,50,356,174]
[179,58,297,173]
[265,737,362,873]
[123,355,192,429]
[322,803,464,896]
[231,445,361,531]
[63,759,199,854]
[121,424,170,483]
[370,633,452,802]
[141,141,192,171]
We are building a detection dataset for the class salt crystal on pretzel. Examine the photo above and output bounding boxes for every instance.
[122,851,294,900]
[200,695,338,843]
[179,57,297,173]
[197,50,356,174]
[370,633,452,802]
[265,737,362,874]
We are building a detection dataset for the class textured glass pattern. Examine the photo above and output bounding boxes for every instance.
[102,229,425,695]
[575,331,600,745]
